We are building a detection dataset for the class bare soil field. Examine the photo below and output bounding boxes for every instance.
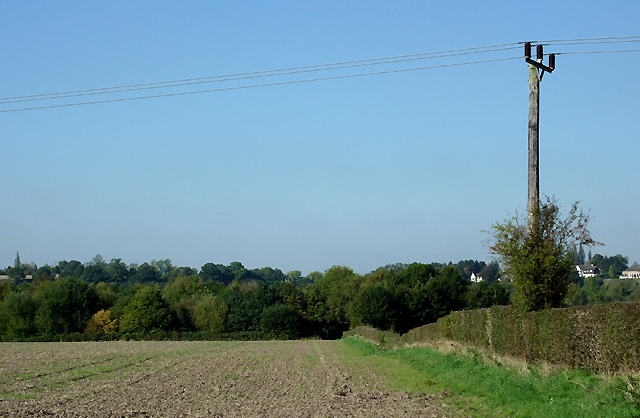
[0,340,461,417]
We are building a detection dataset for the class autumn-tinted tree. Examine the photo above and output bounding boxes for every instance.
[86,309,118,334]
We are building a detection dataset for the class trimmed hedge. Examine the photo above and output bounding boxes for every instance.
[344,302,640,374]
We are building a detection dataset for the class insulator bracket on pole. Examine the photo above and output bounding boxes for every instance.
[524,42,556,80]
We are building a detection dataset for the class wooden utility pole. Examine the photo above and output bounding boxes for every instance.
[527,63,540,236]
[524,43,555,237]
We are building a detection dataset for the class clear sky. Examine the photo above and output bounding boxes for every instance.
[2,1,638,275]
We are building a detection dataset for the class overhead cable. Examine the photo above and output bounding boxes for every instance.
[0,46,521,105]
[0,57,521,113]
[0,43,522,103]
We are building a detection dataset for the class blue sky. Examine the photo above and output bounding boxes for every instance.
[2,1,638,274]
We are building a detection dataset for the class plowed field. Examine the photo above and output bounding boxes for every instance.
[0,340,460,417]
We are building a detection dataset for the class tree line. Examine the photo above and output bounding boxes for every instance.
[1,248,636,342]
[0,257,511,341]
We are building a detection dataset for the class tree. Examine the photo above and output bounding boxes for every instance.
[489,198,600,312]
[106,258,129,283]
[89,254,107,268]
[133,263,162,283]
[478,262,500,283]
[33,266,54,282]
[307,271,323,283]
[151,259,173,277]
[81,264,107,283]
[33,277,100,335]
[6,266,26,280]
[86,309,118,334]
[162,275,207,305]
[316,266,363,325]
[353,285,397,331]
[578,244,586,265]
[423,267,469,322]
[260,303,302,339]
[59,260,84,278]
[14,251,21,268]
[200,263,235,285]
[464,281,511,310]
[191,295,227,332]
[286,270,302,284]
[119,286,171,333]
[0,290,37,339]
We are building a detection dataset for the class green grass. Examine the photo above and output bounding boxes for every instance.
[342,337,640,418]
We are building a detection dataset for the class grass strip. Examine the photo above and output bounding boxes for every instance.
[342,337,640,418]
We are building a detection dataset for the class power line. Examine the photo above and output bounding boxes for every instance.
[538,35,640,44]
[0,46,521,105]
[2,37,638,114]
[0,56,521,114]
[556,48,640,55]
[0,43,522,103]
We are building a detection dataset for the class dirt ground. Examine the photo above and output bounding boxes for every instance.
[0,340,461,417]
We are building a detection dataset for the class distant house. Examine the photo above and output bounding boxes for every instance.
[576,263,600,278]
[620,266,640,279]
[470,272,483,283]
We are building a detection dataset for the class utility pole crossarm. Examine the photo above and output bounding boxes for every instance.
[524,42,556,79]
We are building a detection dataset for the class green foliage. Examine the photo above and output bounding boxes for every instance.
[0,290,37,339]
[162,275,207,305]
[106,258,129,282]
[260,303,302,339]
[119,286,171,333]
[33,277,100,335]
[33,266,54,282]
[222,281,273,332]
[6,265,26,280]
[352,302,640,375]
[354,285,398,331]
[58,260,84,278]
[591,254,629,277]
[81,264,107,283]
[0,258,520,341]
[190,294,227,332]
[490,198,599,312]
[423,266,469,321]
[132,263,162,283]
[200,263,236,285]
[464,281,510,310]
[316,266,363,324]
[0,280,15,302]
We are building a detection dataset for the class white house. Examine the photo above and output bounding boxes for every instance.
[470,272,483,283]
[576,263,600,278]
[620,266,640,279]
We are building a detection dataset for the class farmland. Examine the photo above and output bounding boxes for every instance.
[0,339,457,417]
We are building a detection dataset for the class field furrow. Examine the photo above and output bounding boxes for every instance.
[0,340,457,417]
